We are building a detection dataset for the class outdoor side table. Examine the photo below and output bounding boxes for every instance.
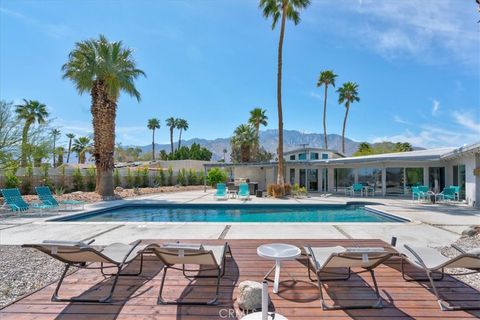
[257,243,301,294]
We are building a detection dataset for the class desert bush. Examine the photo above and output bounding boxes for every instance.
[85,166,96,191]
[284,184,291,195]
[125,168,133,188]
[72,168,84,191]
[114,169,121,187]
[21,165,33,194]
[133,168,142,187]
[141,167,149,187]
[167,166,173,186]
[206,167,227,187]
[267,183,287,198]
[187,169,197,185]
[5,170,21,189]
[177,169,187,186]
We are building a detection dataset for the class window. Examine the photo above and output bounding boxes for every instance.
[308,169,318,191]
[310,152,319,160]
[386,167,404,195]
[334,168,355,192]
[322,153,329,159]
[453,165,466,200]
[298,153,307,160]
[358,168,381,192]
[429,167,445,193]
[289,154,296,160]
[289,168,295,185]
[405,168,424,193]
[299,169,306,187]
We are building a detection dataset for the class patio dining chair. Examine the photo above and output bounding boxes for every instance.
[399,244,480,311]
[436,187,456,202]
[146,242,232,305]
[22,239,146,303]
[305,245,395,310]
[411,186,427,201]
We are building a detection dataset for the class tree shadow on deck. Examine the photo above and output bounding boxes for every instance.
[54,255,162,320]
[384,257,480,318]
[173,254,240,320]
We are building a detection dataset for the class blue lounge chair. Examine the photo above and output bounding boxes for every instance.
[411,186,426,201]
[437,187,456,201]
[237,183,250,200]
[214,183,228,200]
[35,186,85,210]
[1,188,55,214]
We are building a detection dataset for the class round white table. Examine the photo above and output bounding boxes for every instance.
[241,311,288,320]
[257,243,301,294]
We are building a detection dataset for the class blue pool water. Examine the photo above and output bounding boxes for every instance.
[54,204,406,223]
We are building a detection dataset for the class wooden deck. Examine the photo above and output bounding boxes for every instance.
[1,239,479,319]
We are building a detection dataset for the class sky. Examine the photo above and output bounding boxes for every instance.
[0,0,479,149]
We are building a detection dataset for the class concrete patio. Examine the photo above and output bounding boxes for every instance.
[0,190,478,247]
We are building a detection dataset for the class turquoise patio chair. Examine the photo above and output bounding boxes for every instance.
[35,186,85,210]
[411,186,426,201]
[237,183,250,200]
[214,183,228,200]
[1,188,54,213]
[348,183,363,197]
[448,185,460,201]
[438,187,456,201]
[418,185,429,193]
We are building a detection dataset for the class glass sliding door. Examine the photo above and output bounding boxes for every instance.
[322,168,328,192]
[308,169,318,191]
[386,167,404,195]
[334,168,355,192]
[428,167,445,193]
[299,169,306,188]
[289,168,295,186]
[452,165,466,200]
[405,167,424,194]
[358,168,381,193]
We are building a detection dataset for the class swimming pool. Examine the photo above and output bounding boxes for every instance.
[53,204,407,223]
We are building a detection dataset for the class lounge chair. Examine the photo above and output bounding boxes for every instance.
[305,245,394,310]
[399,244,480,311]
[146,242,232,305]
[22,239,145,303]
[437,187,456,202]
[1,188,55,214]
[35,186,85,210]
[214,183,229,200]
[411,186,427,201]
[237,183,250,200]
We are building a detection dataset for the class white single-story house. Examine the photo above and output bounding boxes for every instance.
[204,142,480,208]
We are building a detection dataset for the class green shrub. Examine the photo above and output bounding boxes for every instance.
[206,167,227,187]
[141,167,149,187]
[5,170,21,189]
[177,169,187,186]
[125,168,133,188]
[21,165,33,194]
[72,168,84,191]
[197,170,205,186]
[167,166,173,186]
[187,169,197,185]
[134,168,142,187]
[159,169,166,186]
[41,164,52,188]
[114,169,121,187]
[85,166,96,191]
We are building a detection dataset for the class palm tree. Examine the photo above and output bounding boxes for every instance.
[259,0,310,186]
[147,118,160,160]
[51,128,61,167]
[62,35,145,196]
[248,108,268,161]
[15,99,49,167]
[231,124,256,163]
[166,117,177,153]
[222,148,228,162]
[337,82,360,154]
[316,70,337,149]
[176,118,189,149]
[72,136,92,164]
[56,146,65,166]
[66,133,75,163]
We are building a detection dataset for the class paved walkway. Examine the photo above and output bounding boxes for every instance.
[0,190,478,247]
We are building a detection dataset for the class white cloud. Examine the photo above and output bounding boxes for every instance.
[310,91,322,100]
[432,100,440,116]
[393,115,411,125]
[453,111,480,134]
[0,7,72,38]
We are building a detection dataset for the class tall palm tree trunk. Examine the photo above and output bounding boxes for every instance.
[20,122,32,167]
[91,81,116,197]
[52,137,56,167]
[178,129,183,149]
[253,124,259,161]
[323,85,328,149]
[170,128,174,153]
[152,129,155,160]
[276,6,287,186]
[341,103,350,154]
[66,139,72,163]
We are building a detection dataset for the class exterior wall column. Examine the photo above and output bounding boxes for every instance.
[423,166,429,188]
[328,168,334,192]
[354,168,359,184]
[475,153,480,208]
[381,167,386,196]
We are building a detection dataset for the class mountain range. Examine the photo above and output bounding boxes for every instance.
[140,129,362,161]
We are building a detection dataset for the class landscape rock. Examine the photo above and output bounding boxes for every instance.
[237,280,270,311]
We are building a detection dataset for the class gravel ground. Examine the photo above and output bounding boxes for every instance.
[0,246,76,308]
[0,229,478,308]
